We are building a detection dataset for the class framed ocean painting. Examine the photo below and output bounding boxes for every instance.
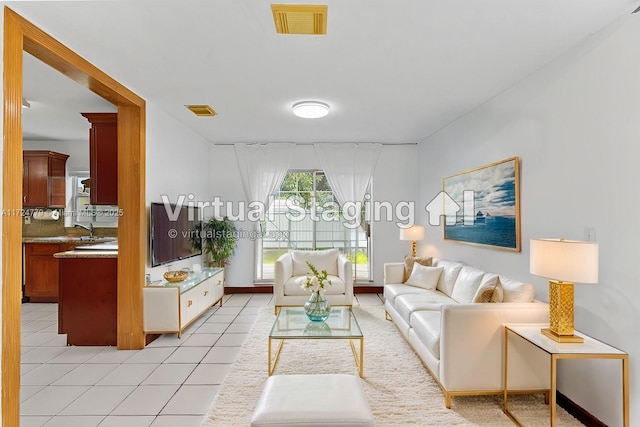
[443,157,520,251]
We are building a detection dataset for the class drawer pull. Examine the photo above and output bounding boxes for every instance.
[217,281,222,285]
[187,300,193,307]
[204,290,209,296]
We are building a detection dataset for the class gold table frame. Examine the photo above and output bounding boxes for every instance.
[268,307,364,378]
[503,323,629,427]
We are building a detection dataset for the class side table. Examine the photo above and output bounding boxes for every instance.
[503,323,629,427]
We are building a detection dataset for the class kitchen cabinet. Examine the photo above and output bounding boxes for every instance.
[81,112,118,205]
[23,242,75,302]
[143,268,224,338]
[58,256,117,346]
[23,239,113,302]
[22,151,69,208]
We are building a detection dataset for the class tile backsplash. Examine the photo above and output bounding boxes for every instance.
[22,209,118,238]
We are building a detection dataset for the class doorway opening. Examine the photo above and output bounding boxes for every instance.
[2,7,146,424]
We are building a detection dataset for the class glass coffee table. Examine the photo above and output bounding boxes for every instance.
[269,307,364,377]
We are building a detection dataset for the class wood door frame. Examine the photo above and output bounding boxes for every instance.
[2,7,146,424]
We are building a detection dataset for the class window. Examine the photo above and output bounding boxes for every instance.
[71,175,118,227]
[259,170,370,281]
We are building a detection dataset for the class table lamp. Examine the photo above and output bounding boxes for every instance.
[400,225,424,257]
[530,238,599,343]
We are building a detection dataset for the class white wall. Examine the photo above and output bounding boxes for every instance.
[210,143,418,286]
[417,14,639,426]
[208,144,249,286]
[145,103,214,281]
[23,139,89,173]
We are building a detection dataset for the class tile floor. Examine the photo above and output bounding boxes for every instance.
[20,293,384,427]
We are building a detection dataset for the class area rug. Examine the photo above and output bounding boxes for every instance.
[200,306,580,426]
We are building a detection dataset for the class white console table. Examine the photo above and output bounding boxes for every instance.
[143,268,224,337]
[503,323,629,427]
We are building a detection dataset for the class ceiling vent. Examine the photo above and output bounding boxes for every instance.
[186,105,217,117]
[271,4,327,35]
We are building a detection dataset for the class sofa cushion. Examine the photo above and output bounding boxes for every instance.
[383,284,430,306]
[450,266,486,303]
[433,260,464,297]
[403,256,433,283]
[291,249,339,276]
[395,292,456,324]
[498,276,534,302]
[406,264,443,291]
[409,310,441,360]
[472,273,503,303]
[284,275,346,296]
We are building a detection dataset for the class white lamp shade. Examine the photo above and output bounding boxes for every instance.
[530,238,599,284]
[399,225,425,241]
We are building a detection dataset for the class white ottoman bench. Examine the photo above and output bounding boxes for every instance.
[250,374,375,427]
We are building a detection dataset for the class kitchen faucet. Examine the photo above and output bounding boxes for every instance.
[74,223,94,238]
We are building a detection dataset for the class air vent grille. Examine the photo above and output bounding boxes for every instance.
[271,4,327,35]
[186,105,216,117]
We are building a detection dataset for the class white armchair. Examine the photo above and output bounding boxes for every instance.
[274,249,353,314]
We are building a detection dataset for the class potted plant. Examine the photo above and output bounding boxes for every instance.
[192,216,238,268]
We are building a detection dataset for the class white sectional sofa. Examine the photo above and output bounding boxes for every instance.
[384,258,551,408]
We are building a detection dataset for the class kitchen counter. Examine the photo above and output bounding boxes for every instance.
[54,250,118,258]
[23,236,117,244]
[53,240,118,258]
[57,250,118,345]
[22,237,116,303]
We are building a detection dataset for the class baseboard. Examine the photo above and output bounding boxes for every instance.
[224,286,272,294]
[354,285,383,293]
[224,285,383,294]
[557,391,606,427]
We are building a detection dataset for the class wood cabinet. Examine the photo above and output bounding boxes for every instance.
[58,256,117,346]
[23,151,69,208]
[144,269,224,338]
[23,242,74,302]
[81,113,118,205]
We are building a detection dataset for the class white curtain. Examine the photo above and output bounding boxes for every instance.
[313,143,382,206]
[234,143,294,218]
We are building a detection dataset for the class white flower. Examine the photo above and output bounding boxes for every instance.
[310,276,319,288]
[298,261,332,294]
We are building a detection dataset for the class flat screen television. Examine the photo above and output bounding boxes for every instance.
[150,202,202,267]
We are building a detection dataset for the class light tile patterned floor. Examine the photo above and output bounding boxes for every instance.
[20,293,383,426]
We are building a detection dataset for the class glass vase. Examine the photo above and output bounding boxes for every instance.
[304,291,331,322]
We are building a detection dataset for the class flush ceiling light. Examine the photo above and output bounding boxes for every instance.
[292,101,329,119]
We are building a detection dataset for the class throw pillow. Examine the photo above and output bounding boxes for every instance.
[405,264,444,290]
[450,266,486,303]
[435,260,464,297]
[291,249,339,276]
[498,276,535,302]
[472,274,503,303]
[403,256,433,283]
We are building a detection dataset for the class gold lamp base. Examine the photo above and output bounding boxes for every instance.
[542,280,584,344]
[411,241,417,257]
[541,328,584,343]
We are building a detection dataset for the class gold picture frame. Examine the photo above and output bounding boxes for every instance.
[443,157,520,251]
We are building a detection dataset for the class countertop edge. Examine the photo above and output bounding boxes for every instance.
[54,251,118,259]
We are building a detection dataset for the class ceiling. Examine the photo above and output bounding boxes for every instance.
[11,0,637,144]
